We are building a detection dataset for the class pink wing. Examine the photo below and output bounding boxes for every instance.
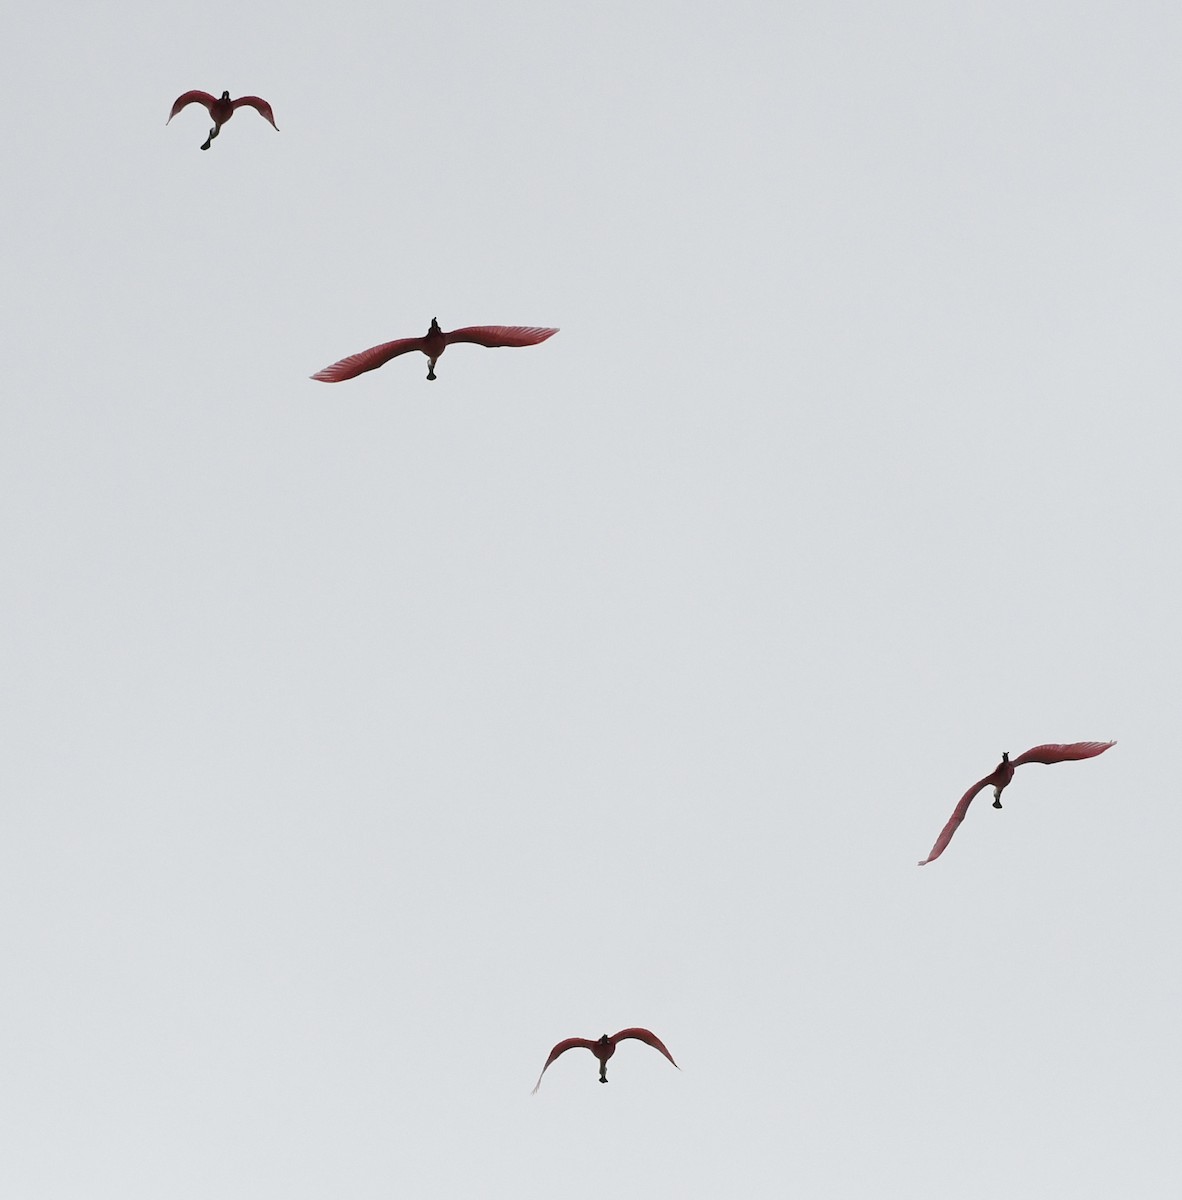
[167,90,216,123]
[231,95,279,130]
[444,325,559,349]
[612,1028,679,1069]
[531,1037,598,1093]
[1011,740,1116,768]
[917,776,995,866]
[310,337,426,383]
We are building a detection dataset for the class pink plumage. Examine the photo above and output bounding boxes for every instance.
[532,1028,679,1093]
[1010,742,1115,767]
[311,337,427,383]
[312,318,558,383]
[918,741,1115,866]
[444,326,558,349]
[167,90,278,150]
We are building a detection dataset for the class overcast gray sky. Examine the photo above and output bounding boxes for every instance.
[2,1,1179,1196]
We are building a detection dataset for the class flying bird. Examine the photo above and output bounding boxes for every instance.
[311,318,558,383]
[917,741,1115,866]
[532,1028,678,1093]
[167,90,279,150]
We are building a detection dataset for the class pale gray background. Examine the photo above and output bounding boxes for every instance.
[1,1,1178,1196]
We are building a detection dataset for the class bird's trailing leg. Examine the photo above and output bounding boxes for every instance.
[992,789,1003,810]
[201,124,221,151]
[426,357,438,381]
[598,1064,608,1084]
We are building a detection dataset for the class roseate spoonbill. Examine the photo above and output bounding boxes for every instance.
[311,318,558,383]
[917,741,1115,866]
[167,90,279,150]
[532,1028,678,1093]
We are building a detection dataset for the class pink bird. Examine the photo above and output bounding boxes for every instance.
[167,90,279,150]
[918,740,1115,866]
[311,317,558,383]
[532,1028,679,1093]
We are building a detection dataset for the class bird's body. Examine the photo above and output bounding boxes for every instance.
[167,90,279,150]
[989,754,1016,801]
[532,1028,678,1092]
[918,740,1115,866]
[311,318,558,383]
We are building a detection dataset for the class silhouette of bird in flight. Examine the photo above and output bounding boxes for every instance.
[918,741,1115,866]
[311,318,558,383]
[532,1028,678,1093]
[167,90,279,150]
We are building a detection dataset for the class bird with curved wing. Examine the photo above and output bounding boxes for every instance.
[532,1028,679,1092]
[918,741,1115,866]
[312,318,558,383]
[168,90,279,150]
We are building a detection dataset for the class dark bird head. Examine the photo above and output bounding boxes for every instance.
[429,317,442,334]
[1001,751,1010,763]
[598,1034,611,1045]
[220,90,231,101]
